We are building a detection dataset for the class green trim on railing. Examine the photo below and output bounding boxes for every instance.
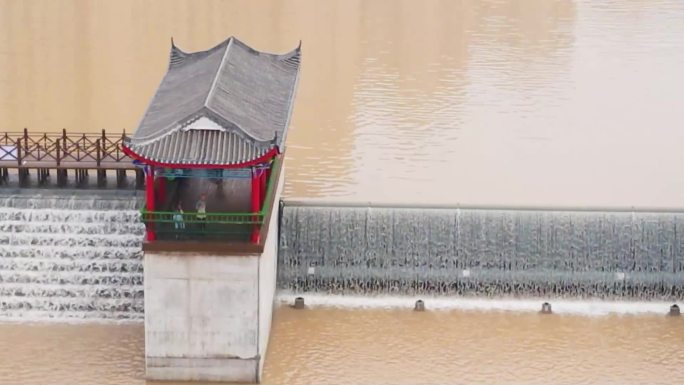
[140,211,262,225]
[154,228,253,235]
[259,156,280,216]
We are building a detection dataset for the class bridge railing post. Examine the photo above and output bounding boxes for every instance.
[96,139,101,167]
[18,135,27,186]
[56,139,61,166]
[101,129,107,160]
[23,128,28,158]
[62,129,67,161]
[41,133,49,160]
[120,129,126,161]
[16,138,22,166]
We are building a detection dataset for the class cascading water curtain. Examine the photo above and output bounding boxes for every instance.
[278,205,684,300]
[0,194,146,321]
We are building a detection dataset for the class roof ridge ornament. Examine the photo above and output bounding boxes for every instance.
[169,37,189,69]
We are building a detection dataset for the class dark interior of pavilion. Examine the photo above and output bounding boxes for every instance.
[152,172,257,242]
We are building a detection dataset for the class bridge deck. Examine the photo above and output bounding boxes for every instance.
[0,160,135,170]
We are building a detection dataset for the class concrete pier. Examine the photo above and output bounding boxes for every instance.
[143,170,283,383]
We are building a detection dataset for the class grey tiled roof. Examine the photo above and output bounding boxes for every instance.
[126,36,301,166]
[127,129,272,165]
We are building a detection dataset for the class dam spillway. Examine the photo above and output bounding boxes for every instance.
[0,192,145,321]
[1,194,684,323]
[277,203,684,300]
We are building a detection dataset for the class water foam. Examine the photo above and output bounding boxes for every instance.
[276,292,677,316]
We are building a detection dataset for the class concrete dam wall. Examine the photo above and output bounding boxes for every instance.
[277,202,684,300]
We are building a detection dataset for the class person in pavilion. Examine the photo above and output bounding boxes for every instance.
[196,194,207,231]
[173,202,185,236]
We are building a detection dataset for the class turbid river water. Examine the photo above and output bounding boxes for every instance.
[1,0,683,384]
[1,307,683,385]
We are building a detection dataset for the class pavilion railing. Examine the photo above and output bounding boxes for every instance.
[140,212,263,225]
[140,212,264,240]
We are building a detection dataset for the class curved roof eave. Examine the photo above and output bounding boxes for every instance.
[275,40,302,60]
[121,142,280,169]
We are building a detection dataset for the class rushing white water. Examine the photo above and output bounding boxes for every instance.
[0,193,145,321]
[279,204,684,300]
[4,193,683,323]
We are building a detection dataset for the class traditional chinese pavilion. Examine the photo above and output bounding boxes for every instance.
[128,37,301,383]
[123,37,301,247]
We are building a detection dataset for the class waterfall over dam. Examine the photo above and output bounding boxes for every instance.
[278,203,684,300]
[2,194,683,323]
[0,191,145,321]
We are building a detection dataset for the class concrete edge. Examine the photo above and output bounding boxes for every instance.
[281,198,684,214]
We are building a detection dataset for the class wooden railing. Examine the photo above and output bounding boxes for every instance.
[0,129,132,168]
[0,129,141,188]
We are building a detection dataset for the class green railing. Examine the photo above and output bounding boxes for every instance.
[139,156,280,242]
[141,211,263,225]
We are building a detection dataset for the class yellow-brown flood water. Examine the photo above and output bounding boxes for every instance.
[0,307,682,385]
[1,0,684,384]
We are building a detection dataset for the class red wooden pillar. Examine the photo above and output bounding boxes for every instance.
[250,167,262,243]
[157,175,166,208]
[145,167,156,241]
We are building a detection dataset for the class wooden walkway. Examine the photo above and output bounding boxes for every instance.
[0,129,143,188]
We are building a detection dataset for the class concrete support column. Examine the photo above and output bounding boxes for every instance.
[143,165,284,383]
[97,169,107,187]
